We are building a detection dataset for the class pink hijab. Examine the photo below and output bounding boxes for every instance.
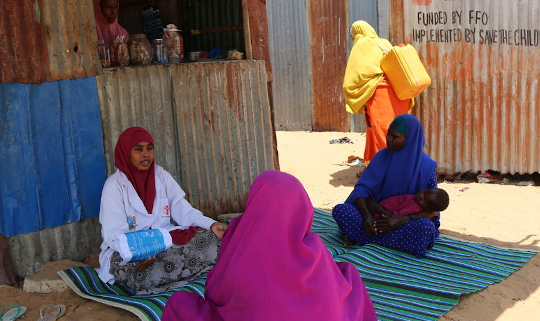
[93,0,129,46]
[162,170,377,321]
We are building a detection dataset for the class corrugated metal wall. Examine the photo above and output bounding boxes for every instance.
[0,78,106,237]
[309,0,348,132]
[98,60,277,218]
[8,218,101,277]
[268,0,378,132]
[0,0,101,84]
[348,0,379,132]
[377,0,390,40]
[267,0,313,130]
[397,0,540,174]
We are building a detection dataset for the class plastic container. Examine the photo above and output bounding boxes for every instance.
[97,39,110,68]
[380,44,431,100]
[129,34,152,65]
[163,24,183,64]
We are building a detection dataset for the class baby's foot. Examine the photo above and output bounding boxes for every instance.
[344,235,357,247]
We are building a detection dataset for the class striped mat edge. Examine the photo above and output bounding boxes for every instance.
[60,271,145,320]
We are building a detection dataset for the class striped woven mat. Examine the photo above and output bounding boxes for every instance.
[59,209,536,321]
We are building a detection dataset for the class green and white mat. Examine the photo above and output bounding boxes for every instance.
[59,209,536,321]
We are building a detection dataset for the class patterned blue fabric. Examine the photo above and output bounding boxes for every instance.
[333,203,439,258]
[334,169,440,258]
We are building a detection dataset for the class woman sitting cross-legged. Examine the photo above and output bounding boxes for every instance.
[96,127,227,294]
[162,170,377,321]
[332,114,440,258]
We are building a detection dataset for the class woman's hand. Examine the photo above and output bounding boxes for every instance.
[210,222,227,240]
[373,215,408,233]
[380,210,394,219]
[363,217,377,235]
[135,256,156,270]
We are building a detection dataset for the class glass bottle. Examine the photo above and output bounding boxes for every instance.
[152,39,168,64]
[97,39,110,68]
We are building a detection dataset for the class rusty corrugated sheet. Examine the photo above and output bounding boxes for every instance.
[98,60,277,218]
[394,0,540,174]
[97,64,180,180]
[267,0,313,130]
[268,0,379,132]
[309,0,349,132]
[8,218,101,277]
[0,0,101,84]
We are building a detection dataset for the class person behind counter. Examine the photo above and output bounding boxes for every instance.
[93,0,129,46]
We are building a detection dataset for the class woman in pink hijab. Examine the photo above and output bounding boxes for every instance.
[162,170,377,321]
[93,0,129,46]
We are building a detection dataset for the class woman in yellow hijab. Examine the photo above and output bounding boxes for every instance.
[343,21,412,166]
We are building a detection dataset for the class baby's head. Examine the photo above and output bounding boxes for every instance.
[415,188,449,212]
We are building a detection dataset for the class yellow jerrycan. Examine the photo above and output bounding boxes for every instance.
[380,44,431,100]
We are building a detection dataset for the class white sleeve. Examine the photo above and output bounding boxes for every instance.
[99,178,131,252]
[164,172,216,230]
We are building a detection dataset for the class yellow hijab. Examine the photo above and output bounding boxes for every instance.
[343,21,392,114]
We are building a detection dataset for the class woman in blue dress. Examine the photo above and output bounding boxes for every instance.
[332,114,439,258]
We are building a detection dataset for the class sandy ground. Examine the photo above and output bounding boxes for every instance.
[1,131,538,320]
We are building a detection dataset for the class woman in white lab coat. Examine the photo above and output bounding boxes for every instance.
[96,127,227,294]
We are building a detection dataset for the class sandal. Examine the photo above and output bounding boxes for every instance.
[38,305,66,321]
[0,306,27,320]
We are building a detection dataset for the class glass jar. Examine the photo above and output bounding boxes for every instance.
[163,24,184,64]
[110,39,130,67]
[97,39,110,68]
[129,34,152,66]
[152,39,168,64]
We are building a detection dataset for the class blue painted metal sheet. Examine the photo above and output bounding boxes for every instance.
[0,77,106,237]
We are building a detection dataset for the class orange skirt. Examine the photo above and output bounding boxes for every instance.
[364,77,410,165]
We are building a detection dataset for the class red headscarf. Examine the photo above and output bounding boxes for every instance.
[114,127,156,214]
[93,0,129,46]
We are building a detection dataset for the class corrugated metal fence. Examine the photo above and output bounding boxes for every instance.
[98,60,277,218]
[348,0,381,132]
[0,0,101,84]
[396,0,540,174]
[268,0,378,132]
[267,0,313,130]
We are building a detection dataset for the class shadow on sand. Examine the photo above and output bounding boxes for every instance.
[329,166,363,187]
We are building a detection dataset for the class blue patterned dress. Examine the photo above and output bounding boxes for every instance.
[332,114,439,258]
[332,170,439,258]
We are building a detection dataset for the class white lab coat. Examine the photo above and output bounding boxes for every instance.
[96,165,216,284]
